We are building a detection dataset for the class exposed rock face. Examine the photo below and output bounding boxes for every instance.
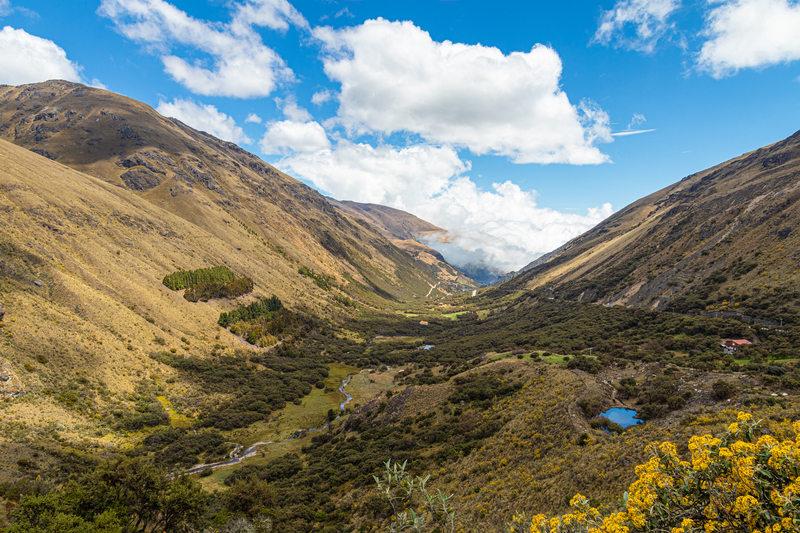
[121,168,161,191]
[0,358,24,398]
[0,302,4,321]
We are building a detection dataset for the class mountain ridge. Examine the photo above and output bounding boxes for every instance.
[501,129,800,325]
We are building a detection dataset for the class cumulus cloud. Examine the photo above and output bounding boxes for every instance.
[0,26,83,85]
[260,120,331,154]
[313,19,612,165]
[697,0,800,78]
[592,0,681,53]
[278,142,612,273]
[98,0,304,98]
[259,96,330,154]
[156,98,251,144]
[245,113,262,124]
[311,89,333,105]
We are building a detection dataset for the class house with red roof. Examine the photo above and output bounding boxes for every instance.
[720,339,752,355]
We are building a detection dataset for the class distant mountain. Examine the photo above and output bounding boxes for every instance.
[0,80,448,307]
[326,199,479,292]
[502,129,800,325]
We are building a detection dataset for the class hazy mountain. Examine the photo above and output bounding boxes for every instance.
[502,129,800,325]
[326,198,479,292]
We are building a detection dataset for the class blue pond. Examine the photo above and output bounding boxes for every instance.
[600,408,642,429]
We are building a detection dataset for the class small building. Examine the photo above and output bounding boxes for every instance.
[721,339,752,355]
[419,320,428,326]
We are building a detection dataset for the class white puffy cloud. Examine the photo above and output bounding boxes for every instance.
[245,113,262,124]
[0,26,83,85]
[311,89,332,105]
[156,98,252,144]
[279,142,466,206]
[260,96,329,154]
[98,0,302,98]
[592,0,681,53]
[278,142,612,272]
[697,0,800,78]
[313,19,612,165]
[260,120,331,154]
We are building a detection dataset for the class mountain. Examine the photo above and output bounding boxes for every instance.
[501,129,800,325]
[0,80,452,308]
[326,198,479,293]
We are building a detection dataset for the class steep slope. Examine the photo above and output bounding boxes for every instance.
[503,129,800,325]
[0,80,442,306]
[326,198,479,293]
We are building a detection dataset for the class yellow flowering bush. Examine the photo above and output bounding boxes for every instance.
[509,412,800,533]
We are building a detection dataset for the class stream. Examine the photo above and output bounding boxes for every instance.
[184,375,353,475]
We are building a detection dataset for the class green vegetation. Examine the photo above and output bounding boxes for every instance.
[149,350,329,431]
[299,266,335,291]
[218,296,283,327]
[162,266,235,291]
[184,276,253,302]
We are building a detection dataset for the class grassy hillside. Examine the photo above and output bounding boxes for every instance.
[0,80,446,306]
[502,130,800,327]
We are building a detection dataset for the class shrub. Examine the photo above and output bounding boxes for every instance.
[712,379,737,400]
[512,412,800,533]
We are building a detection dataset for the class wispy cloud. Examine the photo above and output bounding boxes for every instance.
[592,0,681,53]
[98,0,306,98]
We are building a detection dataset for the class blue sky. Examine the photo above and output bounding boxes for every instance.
[2,0,800,274]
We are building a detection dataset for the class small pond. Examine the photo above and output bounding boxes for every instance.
[600,408,642,429]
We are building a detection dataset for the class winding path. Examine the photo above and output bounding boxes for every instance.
[184,375,353,475]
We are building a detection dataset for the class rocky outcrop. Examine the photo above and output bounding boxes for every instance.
[0,358,24,398]
[121,168,161,191]
[0,302,4,321]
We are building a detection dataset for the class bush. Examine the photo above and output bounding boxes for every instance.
[512,412,800,533]
[712,379,737,400]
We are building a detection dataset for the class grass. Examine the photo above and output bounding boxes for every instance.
[156,396,195,428]
[224,363,357,448]
[442,311,468,320]
[372,336,424,344]
[346,369,399,407]
[477,310,491,319]
[193,363,400,486]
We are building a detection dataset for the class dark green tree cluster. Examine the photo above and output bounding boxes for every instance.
[184,276,253,302]
[162,266,235,290]
[5,457,207,533]
[218,295,283,327]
